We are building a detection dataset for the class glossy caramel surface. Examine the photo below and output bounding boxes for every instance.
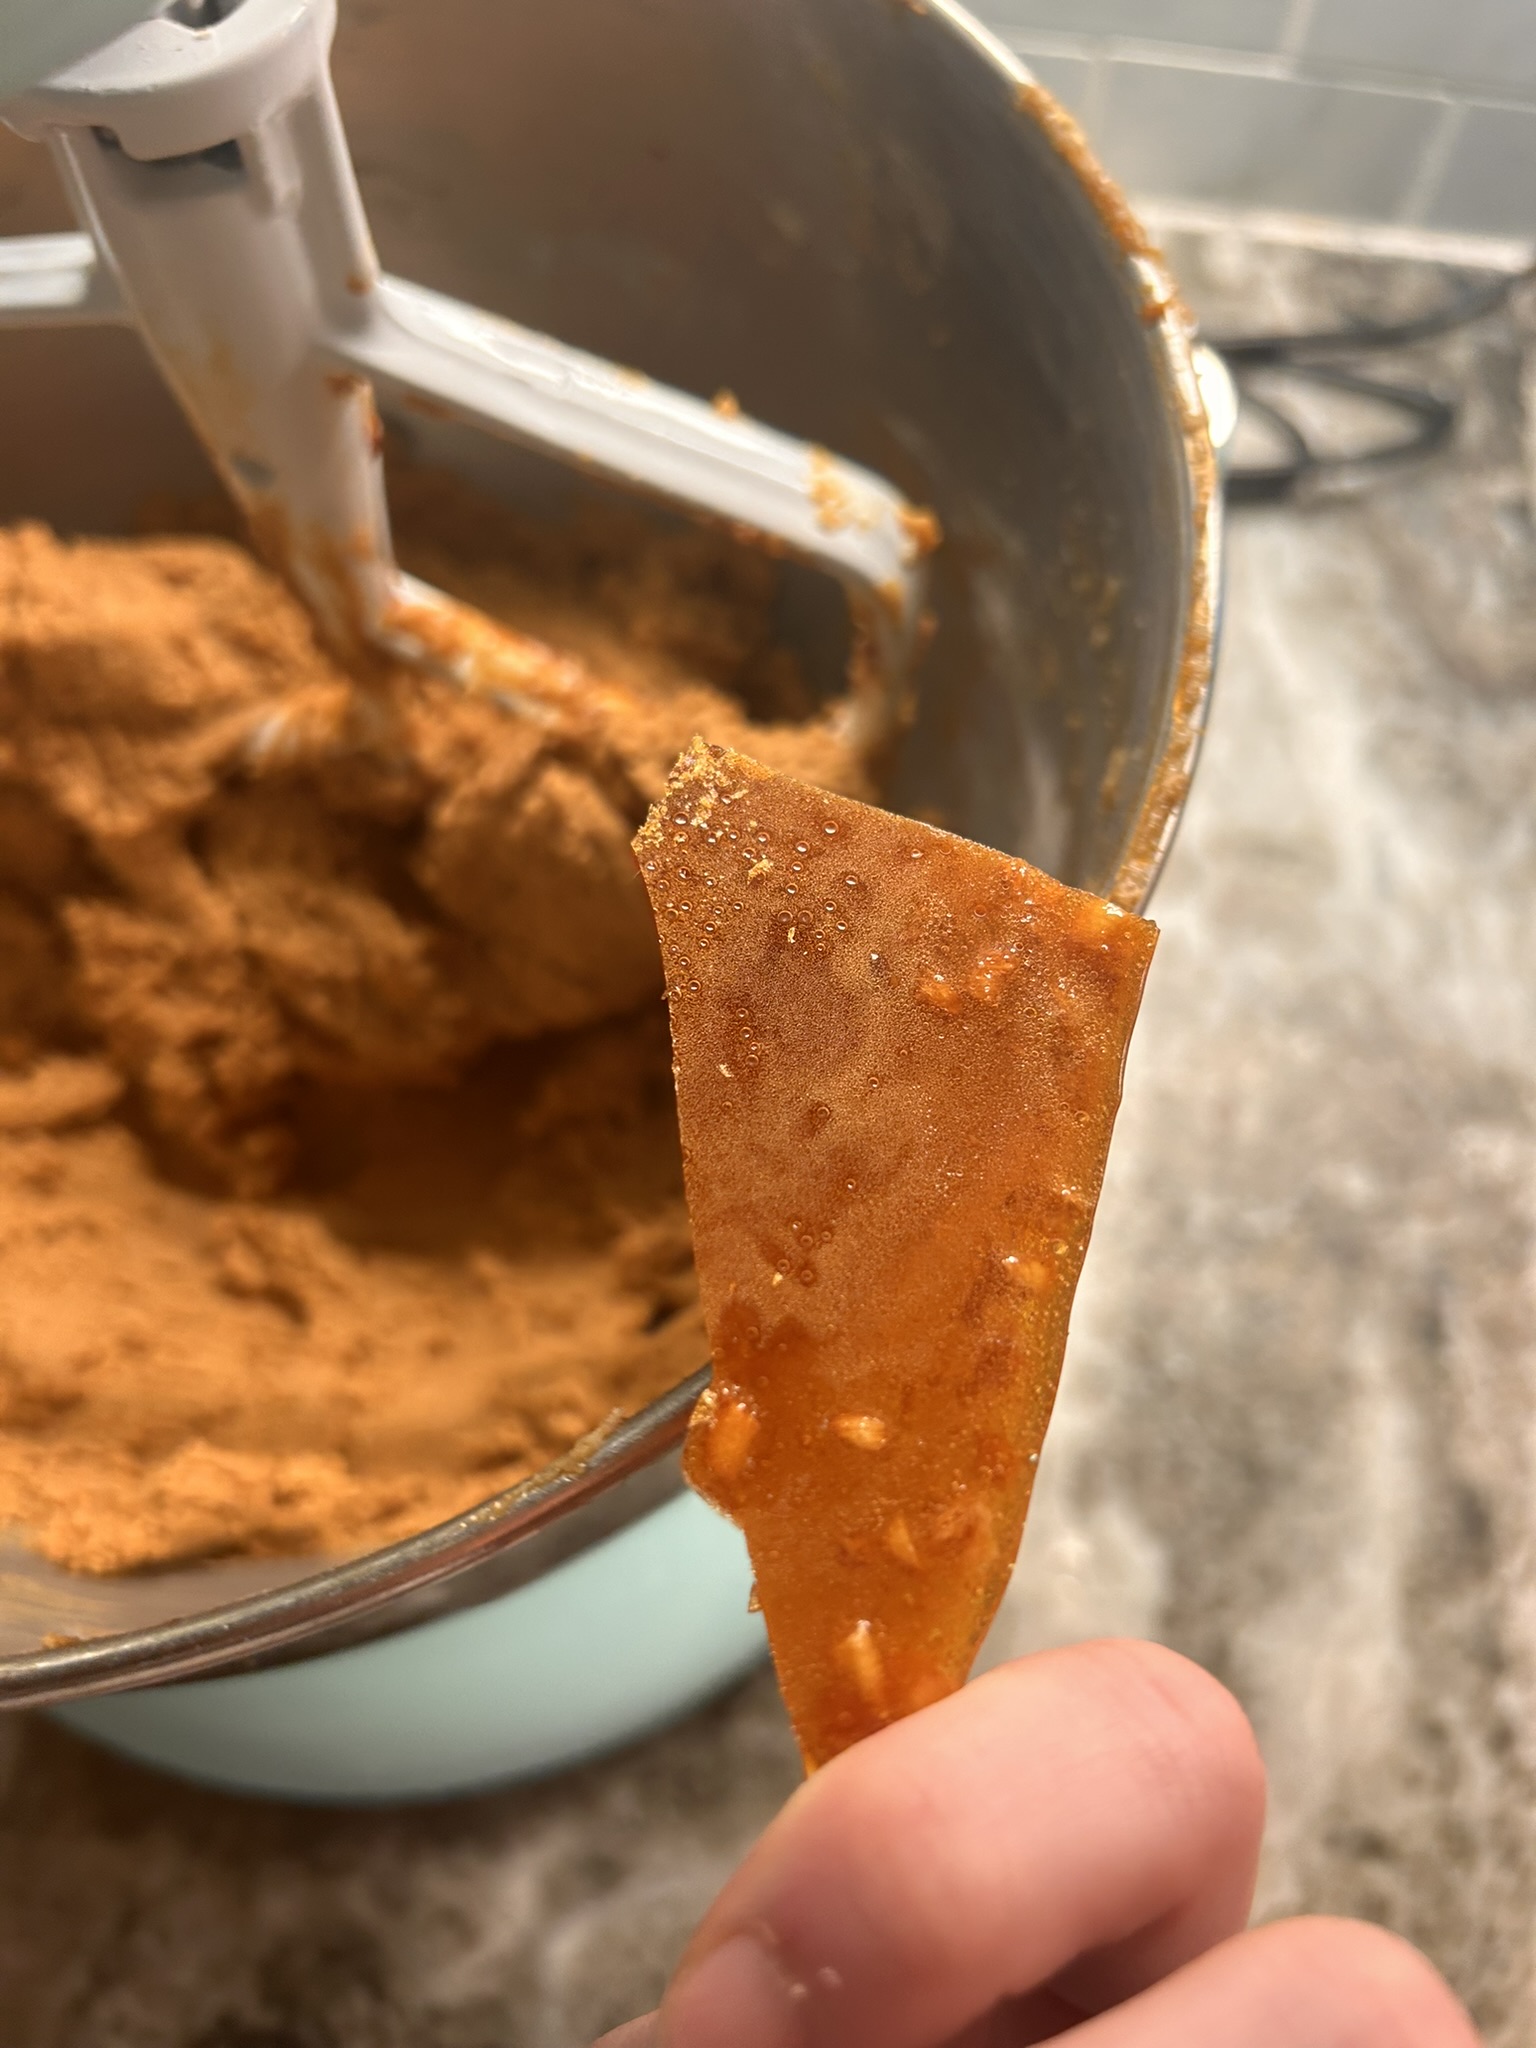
[636,740,1156,1767]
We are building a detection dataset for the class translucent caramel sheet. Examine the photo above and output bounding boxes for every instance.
[636,740,1157,1769]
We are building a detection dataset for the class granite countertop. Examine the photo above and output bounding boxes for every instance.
[3,231,1535,2047]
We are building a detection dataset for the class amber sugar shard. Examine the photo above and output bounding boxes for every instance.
[635,740,1157,1769]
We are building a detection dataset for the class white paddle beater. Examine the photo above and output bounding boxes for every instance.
[0,0,930,742]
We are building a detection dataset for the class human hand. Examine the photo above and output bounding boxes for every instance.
[595,1640,1478,2048]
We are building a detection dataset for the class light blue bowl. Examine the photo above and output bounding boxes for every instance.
[52,1493,765,1803]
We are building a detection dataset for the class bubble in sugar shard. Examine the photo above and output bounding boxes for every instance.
[706,1391,761,1481]
[833,1412,887,1450]
[839,1620,885,1709]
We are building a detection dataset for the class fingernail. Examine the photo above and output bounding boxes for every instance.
[660,1932,807,2048]
[592,2018,660,2047]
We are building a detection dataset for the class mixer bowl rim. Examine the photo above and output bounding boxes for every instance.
[0,1,1219,1709]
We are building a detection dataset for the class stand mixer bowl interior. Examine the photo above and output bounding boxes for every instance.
[0,0,1216,1799]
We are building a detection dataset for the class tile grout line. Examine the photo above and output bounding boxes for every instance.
[1080,42,1110,142]
[1279,0,1320,63]
[1288,60,1536,113]
[1001,33,1515,106]
[997,26,1101,65]
[1134,194,1535,271]
[992,19,1536,111]
[1396,98,1467,229]
[1079,37,1294,81]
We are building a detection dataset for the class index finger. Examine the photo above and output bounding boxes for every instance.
[655,1639,1266,2048]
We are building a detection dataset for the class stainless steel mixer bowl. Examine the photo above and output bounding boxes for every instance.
[0,0,1217,1712]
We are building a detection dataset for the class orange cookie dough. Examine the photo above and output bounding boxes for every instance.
[0,498,866,1574]
[637,739,1156,1768]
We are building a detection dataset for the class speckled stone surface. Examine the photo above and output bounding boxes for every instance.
[4,234,1536,2046]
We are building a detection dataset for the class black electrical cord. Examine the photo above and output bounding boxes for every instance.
[1205,260,1536,505]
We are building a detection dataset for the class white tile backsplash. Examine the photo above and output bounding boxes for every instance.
[1420,101,1536,236]
[1005,41,1095,116]
[1302,0,1536,96]
[973,0,1293,49]
[1095,59,1445,218]
[970,0,1536,237]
